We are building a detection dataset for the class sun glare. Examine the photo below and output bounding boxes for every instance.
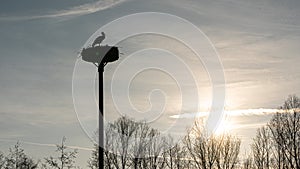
[214,117,235,135]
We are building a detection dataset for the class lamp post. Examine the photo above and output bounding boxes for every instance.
[81,38,120,169]
[98,62,104,169]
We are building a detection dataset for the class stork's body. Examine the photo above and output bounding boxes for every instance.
[92,32,106,47]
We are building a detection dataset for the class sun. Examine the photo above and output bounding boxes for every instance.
[214,117,235,135]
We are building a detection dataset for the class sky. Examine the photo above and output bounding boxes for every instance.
[0,0,300,167]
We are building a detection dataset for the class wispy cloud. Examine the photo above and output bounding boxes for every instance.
[0,139,93,151]
[169,108,292,119]
[0,0,127,21]
[231,122,268,130]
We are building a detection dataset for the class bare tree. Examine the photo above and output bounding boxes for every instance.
[145,129,166,169]
[0,151,5,168]
[251,126,272,169]
[185,131,223,169]
[268,95,300,169]
[130,122,151,169]
[43,137,79,169]
[268,112,288,169]
[111,117,138,169]
[93,116,243,169]
[242,154,254,169]
[165,136,187,169]
[90,116,178,169]
[216,135,241,169]
[104,123,119,169]
[87,144,98,169]
[184,120,241,169]
[4,142,38,169]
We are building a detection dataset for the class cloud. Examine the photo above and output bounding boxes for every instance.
[169,108,292,119]
[0,138,93,151]
[0,0,127,21]
[231,122,267,130]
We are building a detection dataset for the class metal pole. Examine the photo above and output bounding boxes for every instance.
[98,63,104,169]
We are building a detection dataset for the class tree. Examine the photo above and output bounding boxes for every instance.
[144,129,166,169]
[87,144,98,169]
[43,137,79,169]
[89,116,174,169]
[242,154,254,169]
[4,142,38,169]
[216,135,241,169]
[268,95,300,169]
[251,126,272,169]
[165,136,187,169]
[109,117,138,169]
[0,151,6,168]
[130,121,151,169]
[185,131,222,169]
[91,116,242,168]
[184,120,241,169]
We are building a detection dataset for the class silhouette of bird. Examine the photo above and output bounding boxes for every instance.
[92,32,106,47]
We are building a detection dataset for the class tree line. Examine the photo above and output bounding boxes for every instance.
[86,116,241,169]
[0,95,299,169]
[0,137,79,169]
[246,95,300,169]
